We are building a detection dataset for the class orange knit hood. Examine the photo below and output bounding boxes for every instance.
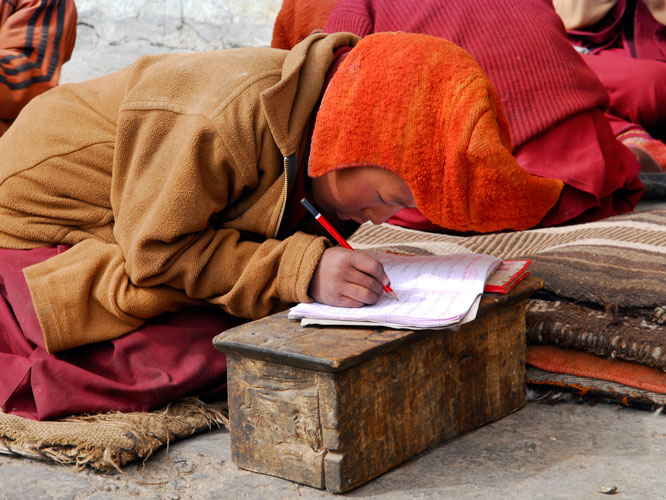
[308,32,563,233]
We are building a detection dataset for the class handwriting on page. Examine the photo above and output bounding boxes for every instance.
[376,252,496,293]
[289,252,501,329]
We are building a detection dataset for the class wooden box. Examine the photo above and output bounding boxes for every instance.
[213,277,542,493]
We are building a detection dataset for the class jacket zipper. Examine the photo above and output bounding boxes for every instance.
[274,155,296,237]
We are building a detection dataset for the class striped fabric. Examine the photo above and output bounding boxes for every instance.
[350,209,666,310]
[350,209,666,384]
[0,0,77,132]
[527,366,666,409]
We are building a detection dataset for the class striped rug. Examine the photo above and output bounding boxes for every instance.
[350,209,666,400]
[526,366,666,409]
[350,209,666,311]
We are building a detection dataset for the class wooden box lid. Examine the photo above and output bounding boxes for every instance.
[213,276,543,373]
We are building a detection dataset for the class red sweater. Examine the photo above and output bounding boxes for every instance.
[325,0,609,150]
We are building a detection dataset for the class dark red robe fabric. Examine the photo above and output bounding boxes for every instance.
[0,245,240,420]
[0,151,316,421]
[567,0,666,61]
[566,0,666,142]
[322,0,644,228]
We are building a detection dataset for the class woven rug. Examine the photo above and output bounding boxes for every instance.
[350,209,666,405]
[0,398,227,472]
[526,299,666,369]
[350,209,666,351]
[527,366,666,409]
[351,209,666,309]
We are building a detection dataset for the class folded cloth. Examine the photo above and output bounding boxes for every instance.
[526,365,666,408]
[582,48,666,142]
[309,32,563,233]
[527,345,666,395]
[526,299,666,370]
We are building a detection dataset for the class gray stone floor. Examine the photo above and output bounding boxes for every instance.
[3,17,666,500]
[2,397,666,500]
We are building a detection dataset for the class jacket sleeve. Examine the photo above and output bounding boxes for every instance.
[111,106,326,321]
[0,0,77,123]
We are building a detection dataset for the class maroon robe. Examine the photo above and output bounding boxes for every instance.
[323,0,644,228]
[567,0,666,141]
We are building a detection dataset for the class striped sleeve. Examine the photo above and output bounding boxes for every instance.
[0,0,77,123]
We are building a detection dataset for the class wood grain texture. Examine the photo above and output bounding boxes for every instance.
[319,302,526,491]
[223,300,528,492]
[226,356,328,488]
[214,276,542,372]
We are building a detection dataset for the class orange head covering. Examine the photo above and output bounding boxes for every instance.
[271,0,337,49]
[308,32,564,233]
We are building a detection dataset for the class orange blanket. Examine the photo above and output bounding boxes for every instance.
[527,345,666,395]
[272,0,337,50]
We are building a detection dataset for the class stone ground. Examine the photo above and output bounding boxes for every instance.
[2,395,666,500]
[2,16,666,500]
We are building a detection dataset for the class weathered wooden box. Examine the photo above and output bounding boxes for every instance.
[213,277,542,492]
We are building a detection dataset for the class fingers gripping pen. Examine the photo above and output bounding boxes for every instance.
[300,197,398,300]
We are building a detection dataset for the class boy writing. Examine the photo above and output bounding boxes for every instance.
[0,32,561,419]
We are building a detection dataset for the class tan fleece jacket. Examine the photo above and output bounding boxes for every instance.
[0,32,359,353]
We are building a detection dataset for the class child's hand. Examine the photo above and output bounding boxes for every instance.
[308,247,390,307]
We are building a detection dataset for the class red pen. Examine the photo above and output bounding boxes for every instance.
[301,197,399,300]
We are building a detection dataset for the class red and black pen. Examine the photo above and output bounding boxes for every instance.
[301,197,399,300]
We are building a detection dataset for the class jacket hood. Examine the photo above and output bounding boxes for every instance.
[260,32,360,157]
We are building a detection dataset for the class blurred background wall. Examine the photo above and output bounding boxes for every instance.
[62,0,282,82]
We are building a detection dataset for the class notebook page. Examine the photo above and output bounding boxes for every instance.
[290,289,479,327]
[299,294,482,330]
[289,253,501,328]
[373,252,501,294]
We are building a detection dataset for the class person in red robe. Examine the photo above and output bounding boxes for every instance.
[272,0,646,231]
[553,0,666,171]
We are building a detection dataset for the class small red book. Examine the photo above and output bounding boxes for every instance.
[484,259,531,294]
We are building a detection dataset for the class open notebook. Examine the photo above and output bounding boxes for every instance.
[289,252,502,329]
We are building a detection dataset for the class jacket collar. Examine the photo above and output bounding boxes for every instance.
[260,32,360,158]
